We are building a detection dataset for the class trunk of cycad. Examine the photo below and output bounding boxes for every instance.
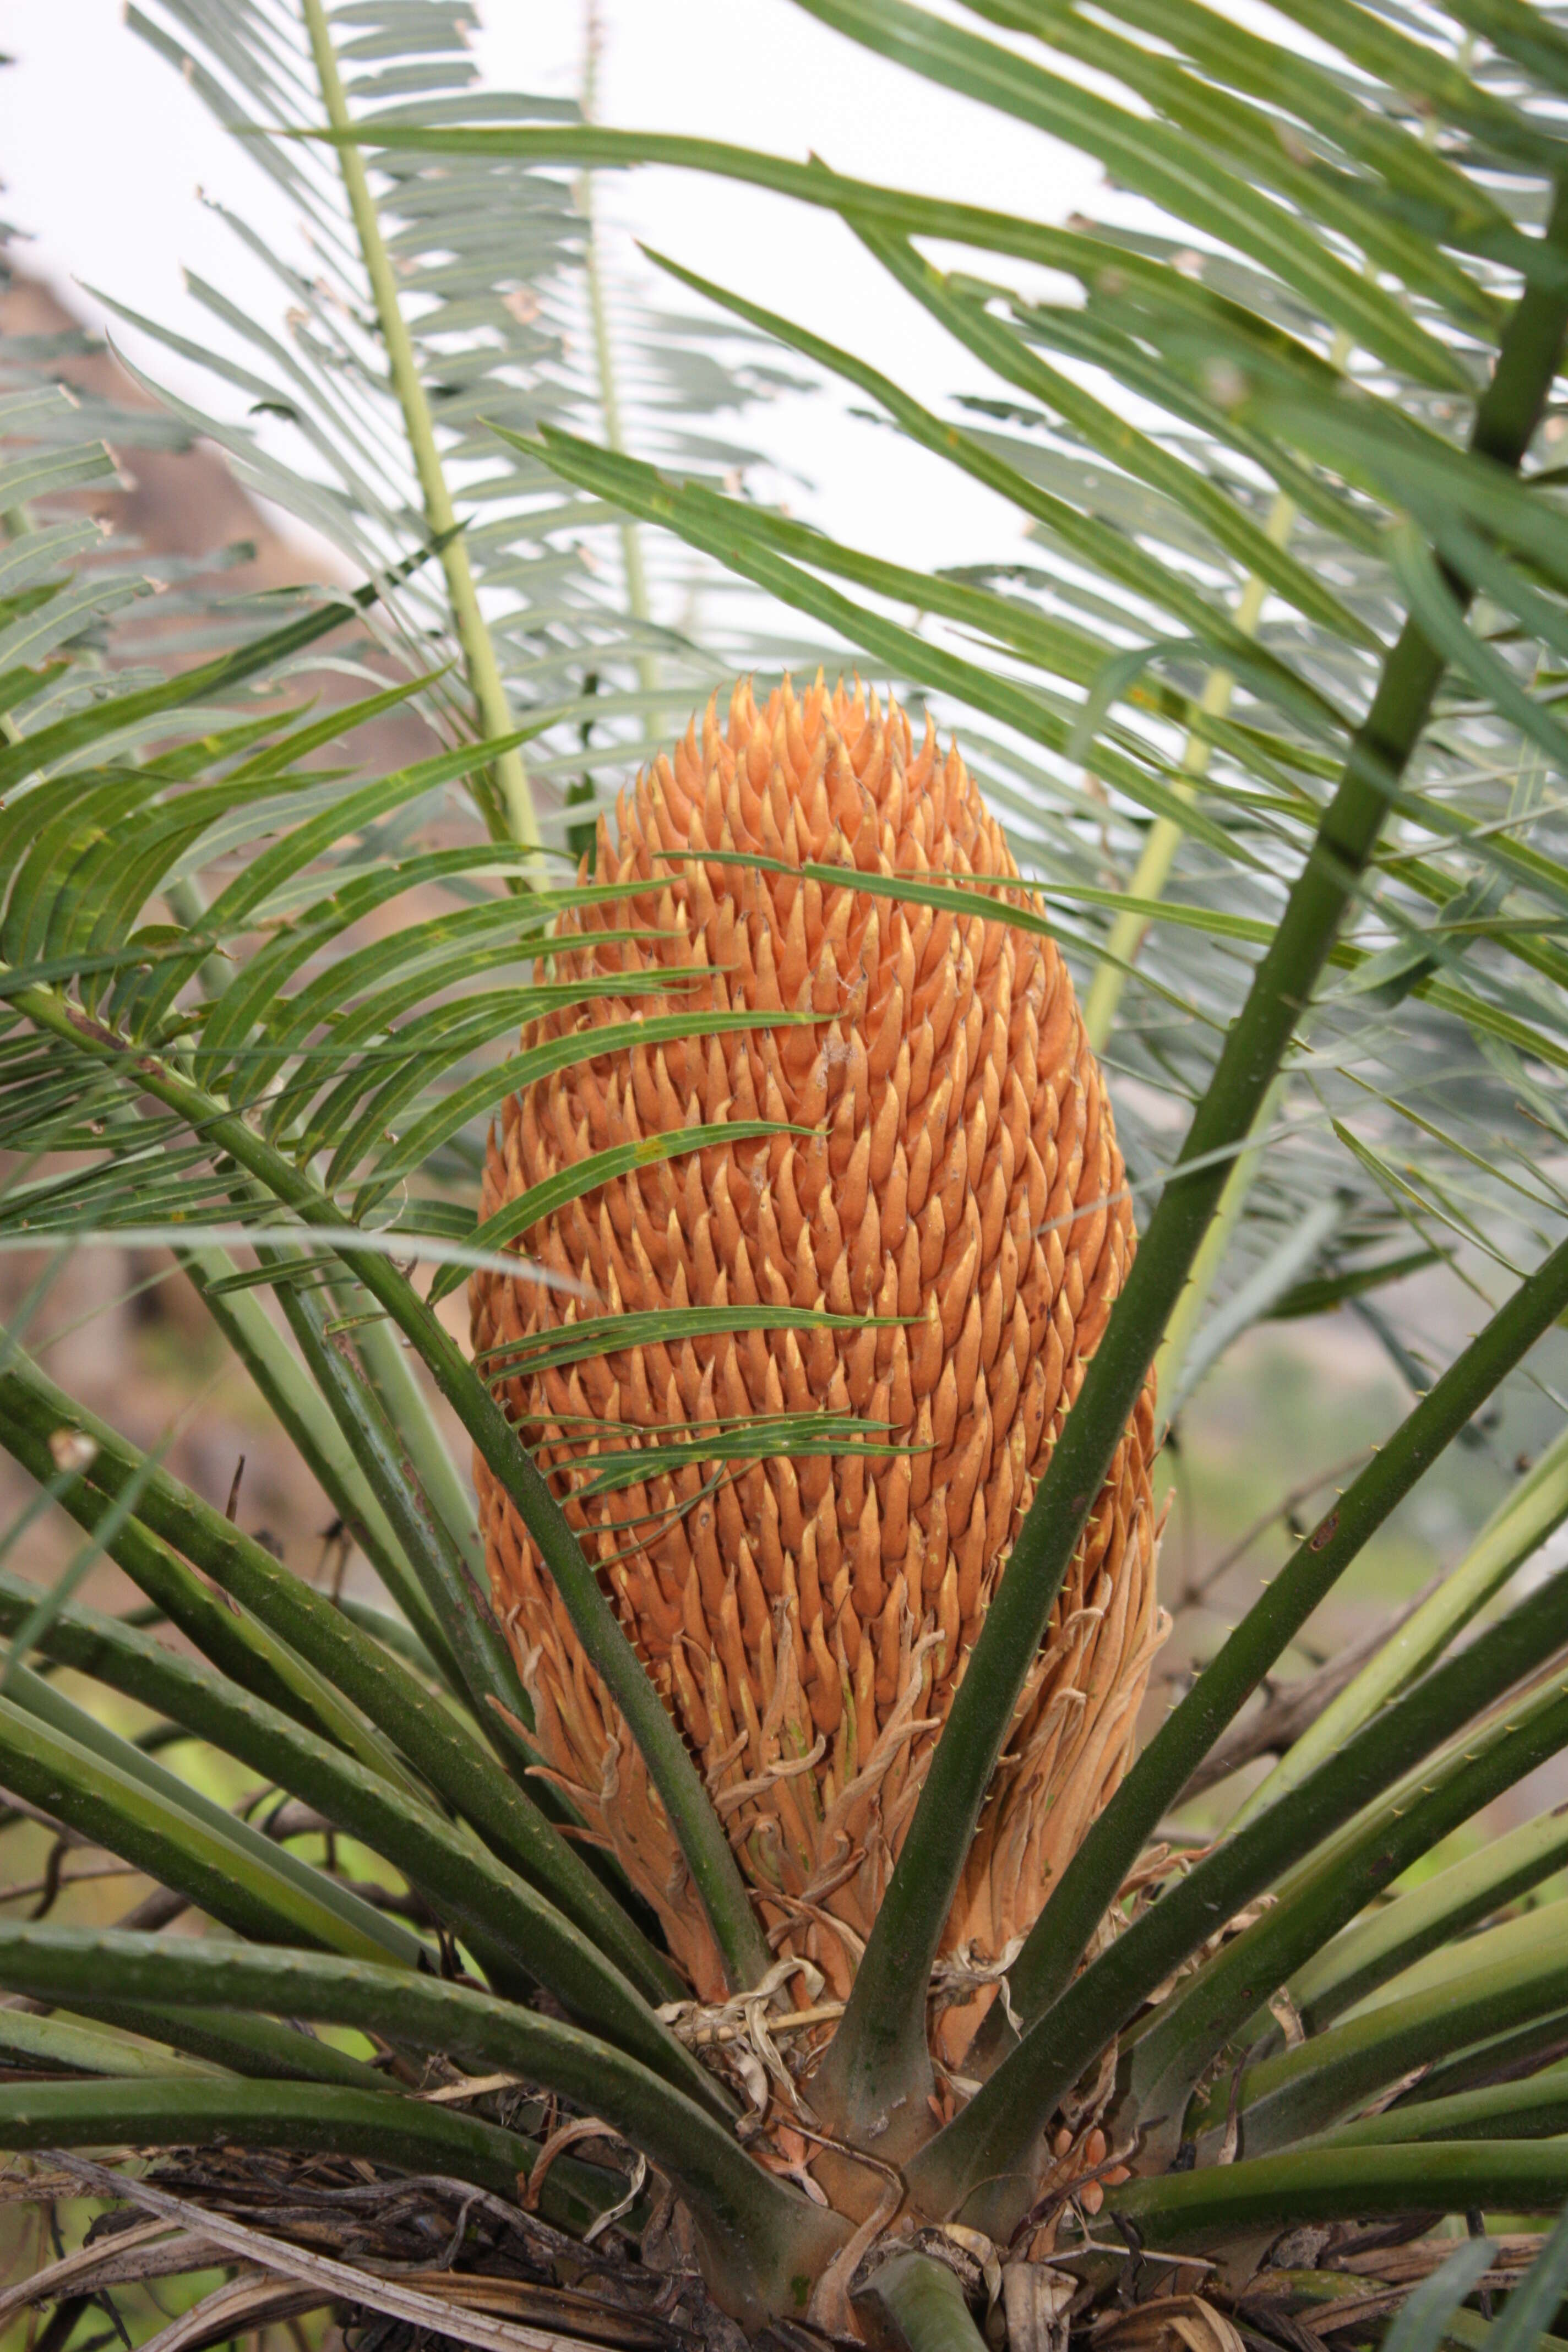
[471,676,1161,2092]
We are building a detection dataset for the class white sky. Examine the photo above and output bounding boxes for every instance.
[0,0,1107,576]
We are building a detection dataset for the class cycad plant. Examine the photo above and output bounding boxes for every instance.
[7,0,1568,2347]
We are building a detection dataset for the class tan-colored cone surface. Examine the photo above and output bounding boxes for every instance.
[471,678,1163,2030]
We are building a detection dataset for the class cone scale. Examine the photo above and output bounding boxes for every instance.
[472,678,1161,2039]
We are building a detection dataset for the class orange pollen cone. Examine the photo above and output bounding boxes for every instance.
[471,676,1163,2035]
